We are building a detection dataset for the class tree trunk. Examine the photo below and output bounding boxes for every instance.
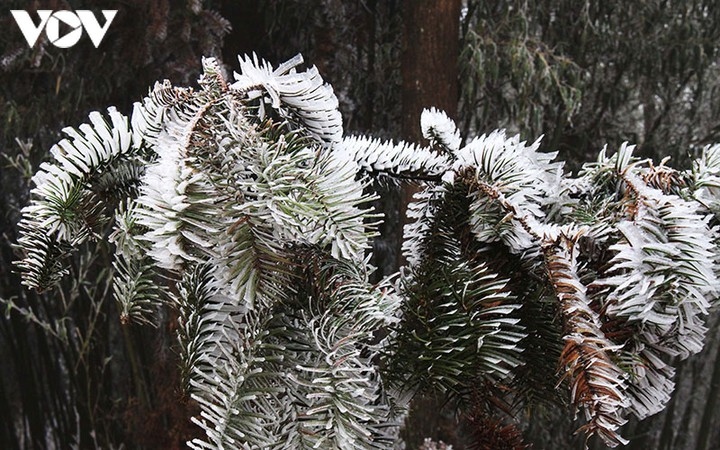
[398,0,461,264]
[401,0,461,142]
[398,1,462,447]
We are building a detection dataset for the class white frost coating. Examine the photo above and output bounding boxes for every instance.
[109,200,144,260]
[589,145,719,420]
[340,135,450,177]
[402,184,448,267]
[231,53,343,146]
[420,107,461,153]
[235,144,370,261]
[598,169,717,359]
[623,347,675,419]
[311,150,373,260]
[130,80,183,150]
[23,107,133,241]
[693,143,720,212]
[134,117,194,271]
[454,130,561,202]
[209,131,377,308]
[454,130,564,254]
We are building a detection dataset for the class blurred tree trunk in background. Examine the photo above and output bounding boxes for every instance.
[400,0,461,142]
[398,1,464,448]
[399,0,461,262]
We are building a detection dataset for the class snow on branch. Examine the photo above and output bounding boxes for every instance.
[231,53,343,146]
[421,107,461,153]
[340,135,450,180]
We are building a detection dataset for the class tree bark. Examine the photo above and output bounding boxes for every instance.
[401,0,461,142]
[398,1,462,447]
[399,0,461,265]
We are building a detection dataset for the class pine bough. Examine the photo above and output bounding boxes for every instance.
[15,55,720,448]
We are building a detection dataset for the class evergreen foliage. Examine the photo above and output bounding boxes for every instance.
[15,55,720,449]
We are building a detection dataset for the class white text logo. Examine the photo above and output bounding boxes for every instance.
[11,10,117,48]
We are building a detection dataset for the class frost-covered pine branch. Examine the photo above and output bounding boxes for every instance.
[17,54,397,449]
[15,54,720,449]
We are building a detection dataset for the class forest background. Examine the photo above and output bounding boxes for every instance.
[2,1,720,449]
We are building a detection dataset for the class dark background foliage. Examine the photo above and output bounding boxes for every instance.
[1,1,720,448]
